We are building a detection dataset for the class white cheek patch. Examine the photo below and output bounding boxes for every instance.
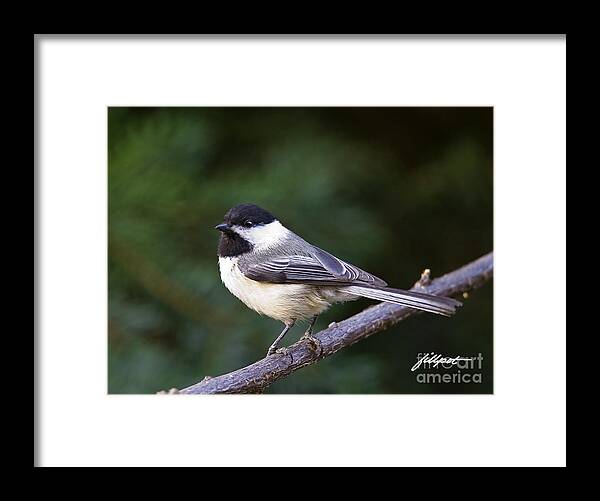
[234,220,289,249]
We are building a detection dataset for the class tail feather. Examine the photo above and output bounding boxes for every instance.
[344,285,462,317]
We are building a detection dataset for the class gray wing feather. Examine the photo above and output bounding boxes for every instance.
[310,245,387,286]
[310,246,347,276]
[242,246,387,287]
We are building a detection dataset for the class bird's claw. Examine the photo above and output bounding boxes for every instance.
[301,332,323,356]
[267,346,289,357]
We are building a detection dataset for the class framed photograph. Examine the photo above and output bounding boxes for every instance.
[35,35,566,467]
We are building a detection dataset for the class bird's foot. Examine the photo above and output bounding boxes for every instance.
[301,332,323,356]
[267,345,289,357]
[266,346,293,364]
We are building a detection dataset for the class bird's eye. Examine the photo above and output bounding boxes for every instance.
[243,220,254,228]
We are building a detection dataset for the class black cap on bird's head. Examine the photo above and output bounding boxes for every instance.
[215,204,277,232]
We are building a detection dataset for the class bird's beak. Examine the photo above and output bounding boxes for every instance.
[215,223,231,232]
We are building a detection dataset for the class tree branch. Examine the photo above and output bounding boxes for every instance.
[169,252,493,395]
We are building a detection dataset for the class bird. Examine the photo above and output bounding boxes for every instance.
[215,203,462,356]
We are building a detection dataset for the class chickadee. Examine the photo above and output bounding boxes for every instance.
[216,204,461,356]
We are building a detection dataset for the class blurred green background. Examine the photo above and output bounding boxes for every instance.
[108,107,493,394]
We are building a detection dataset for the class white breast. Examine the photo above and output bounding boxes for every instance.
[218,256,332,323]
